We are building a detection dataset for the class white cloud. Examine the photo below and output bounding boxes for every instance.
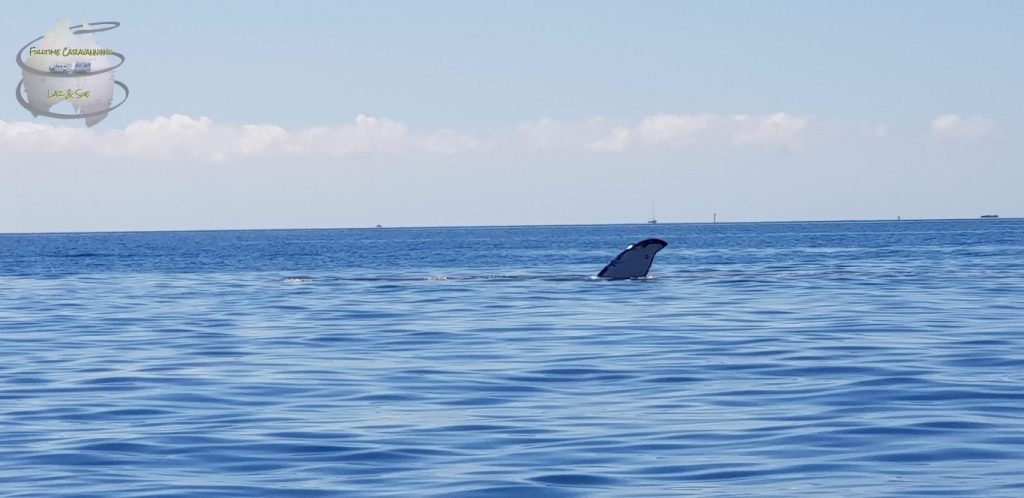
[237,124,290,156]
[586,126,631,152]
[1,111,811,163]
[284,115,412,157]
[930,114,997,139]
[731,112,809,146]
[515,117,570,151]
[416,129,486,155]
[0,114,481,162]
[16,111,1006,162]
[638,113,718,145]
[586,112,811,152]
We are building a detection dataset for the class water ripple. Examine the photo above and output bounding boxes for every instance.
[1,220,1023,496]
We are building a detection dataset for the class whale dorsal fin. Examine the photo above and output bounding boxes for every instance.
[597,238,667,279]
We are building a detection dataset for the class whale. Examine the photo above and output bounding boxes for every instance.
[597,238,668,279]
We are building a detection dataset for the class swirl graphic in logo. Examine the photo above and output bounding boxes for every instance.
[15,19,129,127]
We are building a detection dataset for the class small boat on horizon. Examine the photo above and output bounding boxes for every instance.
[980,214,999,219]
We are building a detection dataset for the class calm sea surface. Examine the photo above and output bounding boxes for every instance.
[1,220,1023,497]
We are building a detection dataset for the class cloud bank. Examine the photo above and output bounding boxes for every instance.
[0,114,483,161]
[930,114,997,139]
[584,112,810,151]
[0,112,1002,162]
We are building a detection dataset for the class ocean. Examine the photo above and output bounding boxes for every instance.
[1,219,1022,497]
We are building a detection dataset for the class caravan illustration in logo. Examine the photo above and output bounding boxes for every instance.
[15,19,129,127]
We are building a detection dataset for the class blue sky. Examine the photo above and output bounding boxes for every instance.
[1,1,1021,232]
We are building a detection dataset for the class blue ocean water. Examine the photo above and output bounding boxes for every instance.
[1,219,1023,497]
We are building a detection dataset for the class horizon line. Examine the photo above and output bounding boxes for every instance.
[0,216,1017,237]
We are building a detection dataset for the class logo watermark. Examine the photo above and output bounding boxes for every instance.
[15,19,129,127]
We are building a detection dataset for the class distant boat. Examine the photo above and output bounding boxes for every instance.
[375,224,383,228]
[648,202,657,224]
[980,214,999,219]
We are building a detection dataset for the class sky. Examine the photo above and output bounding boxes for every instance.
[1,0,1021,232]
